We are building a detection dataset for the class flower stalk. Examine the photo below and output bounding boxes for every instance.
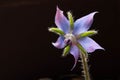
[77,43,90,80]
[80,50,91,80]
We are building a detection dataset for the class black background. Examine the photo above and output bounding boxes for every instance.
[0,0,119,80]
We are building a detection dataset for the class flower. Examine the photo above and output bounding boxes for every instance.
[49,7,104,70]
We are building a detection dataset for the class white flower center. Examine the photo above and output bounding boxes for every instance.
[64,33,77,45]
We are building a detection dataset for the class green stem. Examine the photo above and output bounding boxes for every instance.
[77,43,91,80]
[80,52,91,80]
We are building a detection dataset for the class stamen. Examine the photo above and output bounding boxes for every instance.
[64,39,72,45]
[64,33,77,45]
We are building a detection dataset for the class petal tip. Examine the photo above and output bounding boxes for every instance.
[97,46,105,51]
[56,6,63,14]
[88,47,105,53]
[87,11,99,20]
[89,11,99,19]
[101,47,105,51]
[52,42,61,49]
[52,42,56,47]
[94,11,99,14]
[91,11,99,15]
[51,36,66,49]
[56,6,60,10]
[70,46,80,70]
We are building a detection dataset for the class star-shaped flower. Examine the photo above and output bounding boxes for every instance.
[49,7,104,70]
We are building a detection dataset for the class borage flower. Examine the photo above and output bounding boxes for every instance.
[49,7,104,70]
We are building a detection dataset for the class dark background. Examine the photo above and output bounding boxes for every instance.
[0,0,119,80]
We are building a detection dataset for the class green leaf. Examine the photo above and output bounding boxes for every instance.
[67,12,74,30]
[76,43,88,58]
[78,30,98,39]
[62,45,70,57]
[48,27,65,35]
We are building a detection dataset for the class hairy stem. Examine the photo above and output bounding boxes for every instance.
[80,52,91,80]
[77,43,90,80]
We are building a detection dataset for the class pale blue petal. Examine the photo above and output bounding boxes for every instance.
[70,45,80,70]
[78,37,104,53]
[52,36,66,49]
[55,7,70,34]
[73,12,98,35]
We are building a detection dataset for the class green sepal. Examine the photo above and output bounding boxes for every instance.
[67,12,74,30]
[78,30,98,39]
[48,27,65,35]
[76,43,88,58]
[62,45,70,57]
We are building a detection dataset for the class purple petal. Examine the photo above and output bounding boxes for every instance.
[78,37,104,53]
[73,12,98,35]
[52,36,66,49]
[55,7,70,34]
[70,45,80,70]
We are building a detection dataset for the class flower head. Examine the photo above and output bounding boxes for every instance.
[49,7,104,70]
